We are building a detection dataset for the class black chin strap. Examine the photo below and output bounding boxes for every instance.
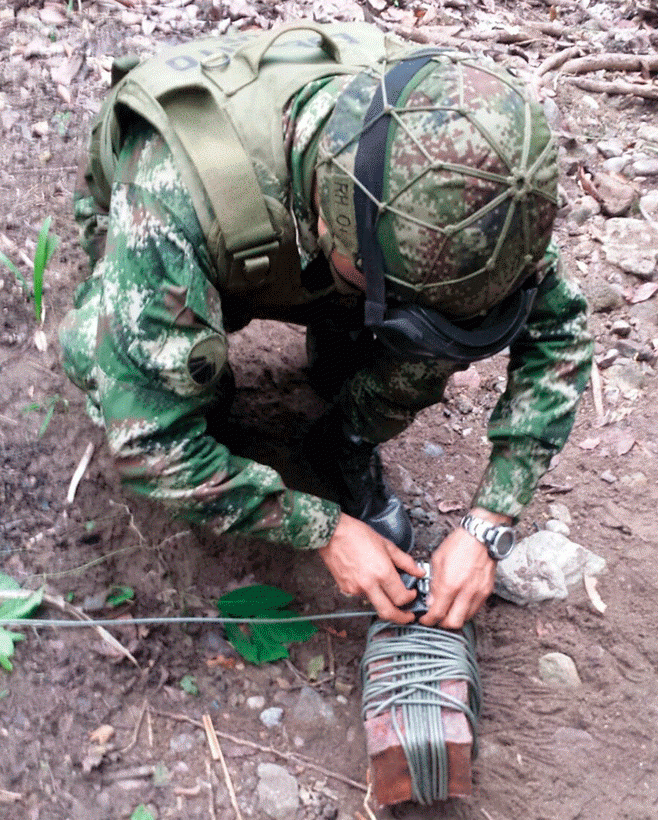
[353,54,438,326]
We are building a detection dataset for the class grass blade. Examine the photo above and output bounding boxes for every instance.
[0,250,28,293]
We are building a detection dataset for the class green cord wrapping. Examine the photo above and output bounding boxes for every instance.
[360,619,481,804]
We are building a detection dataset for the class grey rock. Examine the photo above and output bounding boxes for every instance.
[603,218,658,279]
[601,156,628,175]
[257,763,299,820]
[539,652,581,687]
[605,361,647,395]
[545,519,570,536]
[596,138,624,158]
[423,442,445,458]
[547,501,572,524]
[611,319,631,337]
[288,686,336,737]
[581,276,625,313]
[259,707,283,728]
[169,732,197,754]
[631,158,658,176]
[596,348,619,369]
[495,531,606,606]
[601,470,617,484]
[246,695,266,711]
[638,123,658,144]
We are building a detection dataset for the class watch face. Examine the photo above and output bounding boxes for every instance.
[492,528,514,559]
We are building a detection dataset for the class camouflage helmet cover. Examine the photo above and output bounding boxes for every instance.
[315,52,558,318]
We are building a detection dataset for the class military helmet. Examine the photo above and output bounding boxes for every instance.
[315,51,558,321]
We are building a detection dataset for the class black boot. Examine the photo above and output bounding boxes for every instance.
[303,406,414,553]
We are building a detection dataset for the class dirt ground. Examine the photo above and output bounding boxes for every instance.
[1,2,658,819]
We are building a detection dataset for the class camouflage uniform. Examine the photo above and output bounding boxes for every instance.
[60,40,592,551]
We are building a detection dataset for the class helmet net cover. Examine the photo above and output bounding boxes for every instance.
[315,52,558,318]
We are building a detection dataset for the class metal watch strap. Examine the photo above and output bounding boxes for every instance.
[460,513,514,560]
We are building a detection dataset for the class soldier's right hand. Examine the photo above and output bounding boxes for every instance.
[318,513,424,624]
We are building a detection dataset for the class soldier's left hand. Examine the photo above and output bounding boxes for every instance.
[418,528,496,629]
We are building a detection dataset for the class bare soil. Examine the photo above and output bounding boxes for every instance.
[1,2,657,819]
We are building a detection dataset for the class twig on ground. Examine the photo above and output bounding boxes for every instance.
[560,54,658,76]
[566,77,658,100]
[66,441,95,504]
[362,773,377,820]
[119,698,148,753]
[0,588,138,666]
[204,714,244,820]
[204,759,218,820]
[154,709,367,792]
[536,46,581,77]
[0,414,19,427]
[590,360,605,425]
[0,789,23,804]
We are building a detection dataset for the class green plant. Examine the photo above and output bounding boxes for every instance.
[106,586,134,608]
[33,216,60,324]
[0,216,60,325]
[179,674,199,696]
[23,394,69,438]
[217,585,317,665]
[130,807,155,820]
[0,574,43,672]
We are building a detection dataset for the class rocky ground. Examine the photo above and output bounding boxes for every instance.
[1,1,658,819]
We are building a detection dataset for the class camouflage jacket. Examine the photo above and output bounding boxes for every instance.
[61,66,592,550]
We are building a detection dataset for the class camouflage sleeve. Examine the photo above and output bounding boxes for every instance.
[471,250,593,520]
[93,123,340,550]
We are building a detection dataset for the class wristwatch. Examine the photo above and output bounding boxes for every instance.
[460,513,515,561]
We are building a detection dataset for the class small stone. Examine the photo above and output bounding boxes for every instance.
[257,763,299,820]
[600,470,617,484]
[259,707,283,728]
[638,124,658,143]
[169,733,196,754]
[631,158,658,176]
[545,519,570,536]
[288,686,336,737]
[596,348,619,369]
[539,652,581,687]
[596,138,624,158]
[602,156,628,175]
[247,695,266,711]
[582,276,625,313]
[611,320,631,338]
[423,442,445,458]
[547,502,572,524]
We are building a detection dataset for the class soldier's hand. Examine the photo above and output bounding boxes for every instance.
[319,513,424,625]
[419,527,496,629]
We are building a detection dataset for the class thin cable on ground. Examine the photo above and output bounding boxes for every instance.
[0,611,376,629]
[361,619,481,805]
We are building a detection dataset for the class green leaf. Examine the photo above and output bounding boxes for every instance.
[0,589,43,622]
[0,573,20,592]
[0,627,24,671]
[32,216,60,324]
[217,584,294,616]
[130,806,155,820]
[180,674,199,696]
[217,585,317,666]
[106,586,134,608]
[0,250,28,293]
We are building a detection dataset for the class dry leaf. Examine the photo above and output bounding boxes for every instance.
[578,437,600,450]
[51,54,83,87]
[89,724,115,744]
[629,281,658,304]
[614,431,635,456]
[584,575,607,614]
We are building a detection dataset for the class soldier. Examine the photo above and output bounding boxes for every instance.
[60,22,592,628]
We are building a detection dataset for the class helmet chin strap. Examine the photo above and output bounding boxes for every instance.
[353,53,440,326]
